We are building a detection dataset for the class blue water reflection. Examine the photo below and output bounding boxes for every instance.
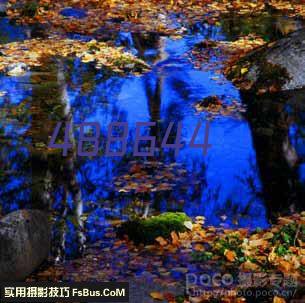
[67,30,268,229]
[0,19,270,255]
[0,18,30,43]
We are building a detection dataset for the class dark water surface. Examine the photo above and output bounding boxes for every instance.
[0,14,305,255]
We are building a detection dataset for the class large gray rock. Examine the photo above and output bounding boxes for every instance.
[228,29,305,92]
[0,209,51,281]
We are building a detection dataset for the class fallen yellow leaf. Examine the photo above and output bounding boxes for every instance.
[150,292,164,301]
[241,67,248,75]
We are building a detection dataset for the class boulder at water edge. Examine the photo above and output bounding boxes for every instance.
[227,28,305,92]
[0,209,51,281]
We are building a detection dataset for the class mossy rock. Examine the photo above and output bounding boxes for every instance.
[118,212,191,245]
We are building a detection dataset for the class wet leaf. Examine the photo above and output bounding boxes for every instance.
[155,236,168,247]
[150,292,164,300]
[171,231,180,246]
[224,249,236,262]
[0,38,149,76]
[273,296,286,303]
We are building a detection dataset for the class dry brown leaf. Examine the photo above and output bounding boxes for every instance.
[240,261,260,271]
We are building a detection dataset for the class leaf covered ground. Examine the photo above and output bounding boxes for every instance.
[7,0,305,36]
[4,1,305,302]
[189,34,266,74]
[0,38,149,76]
[6,0,266,35]
[29,212,305,302]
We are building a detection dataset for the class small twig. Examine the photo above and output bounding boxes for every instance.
[294,223,301,246]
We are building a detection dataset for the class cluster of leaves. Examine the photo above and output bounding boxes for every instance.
[190,34,266,74]
[189,34,296,95]
[269,0,305,19]
[194,95,246,118]
[148,214,305,302]
[114,161,189,194]
[5,0,277,35]
[227,55,291,94]
[214,233,245,263]
[135,213,305,301]
[0,38,149,76]
[200,215,305,276]
[28,213,305,303]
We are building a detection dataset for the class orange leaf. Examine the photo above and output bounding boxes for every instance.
[224,250,236,262]
[150,292,164,300]
[273,296,286,303]
[278,260,291,272]
[155,236,168,247]
[171,231,180,246]
[194,244,205,252]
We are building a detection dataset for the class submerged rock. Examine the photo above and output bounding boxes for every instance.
[0,210,51,281]
[227,29,305,92]
[118,212,190,245]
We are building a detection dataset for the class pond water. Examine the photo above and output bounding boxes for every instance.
[0,14,305,256]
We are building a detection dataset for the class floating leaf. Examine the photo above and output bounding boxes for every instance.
[150,292,164,300]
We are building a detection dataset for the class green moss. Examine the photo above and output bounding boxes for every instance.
[191,251,213,262]
[118,212,191,245]
[272,223,305,247]
[214,234,245,264]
